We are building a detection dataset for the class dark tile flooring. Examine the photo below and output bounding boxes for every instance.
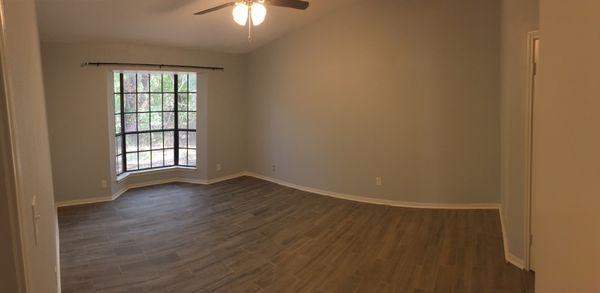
[58,176,534,292]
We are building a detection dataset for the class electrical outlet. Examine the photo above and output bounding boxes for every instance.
[272,165,276,172]
[101,180,108,189]
[376,177,382,186]
[216,164,222,172]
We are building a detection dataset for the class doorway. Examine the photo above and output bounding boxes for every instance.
[525,31,540,271]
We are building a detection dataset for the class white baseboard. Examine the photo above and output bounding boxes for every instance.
[175,172,248,185]
[125,178,180,189]
[244,172,500,210]
[205,172,247,184]
[499,207,526,269]
[55,195,115,208]
[55,173,246,208]
[506,253,525,270]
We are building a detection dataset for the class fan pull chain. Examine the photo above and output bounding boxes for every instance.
[248,6,253,43]
[248,22,253,43]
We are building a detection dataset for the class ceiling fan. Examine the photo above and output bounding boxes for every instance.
[194,0,310,41]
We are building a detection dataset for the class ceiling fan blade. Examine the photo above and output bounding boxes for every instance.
[266,0,310,10]
[194,2,236,15]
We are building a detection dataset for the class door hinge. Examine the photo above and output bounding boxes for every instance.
[530,234,533,246]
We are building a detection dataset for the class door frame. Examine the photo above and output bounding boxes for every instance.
[0,0,28,290]
[523,30,539,271]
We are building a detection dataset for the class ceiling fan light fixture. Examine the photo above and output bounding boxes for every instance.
[232,3,249,26]
[196,0,308,33]
[250,3,267,26]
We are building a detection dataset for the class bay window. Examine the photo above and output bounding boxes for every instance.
[113,71,197,175]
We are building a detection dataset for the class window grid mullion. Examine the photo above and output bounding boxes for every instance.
[120,73,126,174]
[146,74,152,167]
[174,74,179,166]
[162,74,166,166]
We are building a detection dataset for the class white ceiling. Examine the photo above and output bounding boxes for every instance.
[36,0,353,54]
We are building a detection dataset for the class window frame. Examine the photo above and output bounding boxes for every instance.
[113,70,198,176]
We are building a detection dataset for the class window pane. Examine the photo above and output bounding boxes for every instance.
[151,113,162,130]
[150,94,162,111]
[139,133,151,151]
[137,74,149,93]
[152,150,164,168]
[124,73,136,93]
[151,132,163,149]
[178,112,188,129]
[138,94,149,112]
[163,112,175,129]
[139,151,151,169]
[116,155,123,174]
[189,74,197,92]
[125,134,138,152]
[115,135,123,155]
[188,112,196,130]
[150,74,162,92]
[179,149,188,166]
[124,114,137,132]
[179,131,188,148]
[163,94,174,111]
[138,113,150,131]
[163,73,174,92]
[164,131,174,148]
[188,149,196,167]
[115,94,121,114]
[114,72,121,93]
[126,153,138,171]
[178,93,188,111]
[188,132,196,149]
[124,94,136,113]
[178,74,188,92]
[189,94,196,111]
[115,115,122,134]
[165,149,174,166]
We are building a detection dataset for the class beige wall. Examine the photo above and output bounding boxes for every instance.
[1,0,60,291]
[534,0,600,291]
[41,43,247,202]
[245,0,501,204]
[499,0,539,263]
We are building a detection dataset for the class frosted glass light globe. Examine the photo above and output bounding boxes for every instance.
[232,3,249,26]
[251,3,267,26]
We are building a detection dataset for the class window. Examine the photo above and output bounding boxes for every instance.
[114,71,197,176]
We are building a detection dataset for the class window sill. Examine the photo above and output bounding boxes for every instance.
[116,166,197,183]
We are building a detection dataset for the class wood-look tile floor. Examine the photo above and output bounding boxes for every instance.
[59,176,534,293]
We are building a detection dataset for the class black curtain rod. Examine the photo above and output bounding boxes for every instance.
[81,62,224,71]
